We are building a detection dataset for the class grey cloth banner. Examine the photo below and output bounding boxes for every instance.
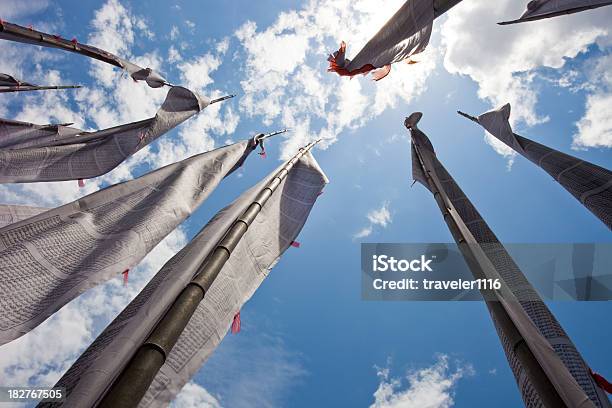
[0,73,34,87]
[0,118,83,150]
[0,139,255,346]
[409,113,609,408]
[0,204,48,228]
[475,103,612,229]
[328,0,433,78]
[40,151,327,408]
[0,86,210,183]
[0,21,167,88]
[500,0,612,24]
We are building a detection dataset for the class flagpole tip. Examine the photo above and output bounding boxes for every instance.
[210,94,236,104]
[457,110,479,123]
[405,112,423,129]
[258,128,291,141]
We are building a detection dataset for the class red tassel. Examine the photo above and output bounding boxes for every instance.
[122,269,129,286]
[327,41,377,78]
[71,37,78,44]
[290,241,301,248]
[257,141,266,159]
[231,311,241,334]
[591,368,612,394]
[78,179,85,188]
[317,191,324,196]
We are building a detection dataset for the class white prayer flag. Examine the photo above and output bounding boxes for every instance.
[500,0,612,24]
[0,139,256,345]
[43,151,327,408]
[0,86,212,183]
[328,0,434,80]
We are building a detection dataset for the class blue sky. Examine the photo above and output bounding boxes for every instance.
[0,0,611,407]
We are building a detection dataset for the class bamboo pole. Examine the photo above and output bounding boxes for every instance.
[0,85,81,93]
[98,139,320,408]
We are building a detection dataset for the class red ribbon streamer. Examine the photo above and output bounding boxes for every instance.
[231,312,241,334]
[327,41,392,80]
[591,368,612,394]
[122,269,129,286]
[290,241,301,248]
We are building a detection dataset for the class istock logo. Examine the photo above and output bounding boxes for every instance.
[372,255,434,272]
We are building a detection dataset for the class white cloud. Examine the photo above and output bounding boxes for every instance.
[368,201,392,227]
[573,53,612,149]
[370,355,473,408]
[169,45,183,63]
[145,38,239,168]
[87,0,136,84]
[178,53,222,92]
[234,0,437,158]
[1,0,50,20]
[354,201,392,239]
[134,16,155,40]
[574,93,612,149]
[185,20,196,32]
[170,25,180,41]
[171,382,222,408]
[354,226,373,239]
[441,1,612,158]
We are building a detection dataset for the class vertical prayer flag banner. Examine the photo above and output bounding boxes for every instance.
[460,103,612,229]
[499,0,612,24]
[42,151,328,408]
[0,86,211,183]
[0,139,256,345]
[0,21,167,88]
[408,113,610,407]
[327,0,434,80]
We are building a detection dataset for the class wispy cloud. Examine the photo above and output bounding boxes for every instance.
[171,382,222,408]
[0,0,50,20]
[370,355,474,408]
[193,319,307,408]
[354,201,392,239]
[573,53,612,149]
